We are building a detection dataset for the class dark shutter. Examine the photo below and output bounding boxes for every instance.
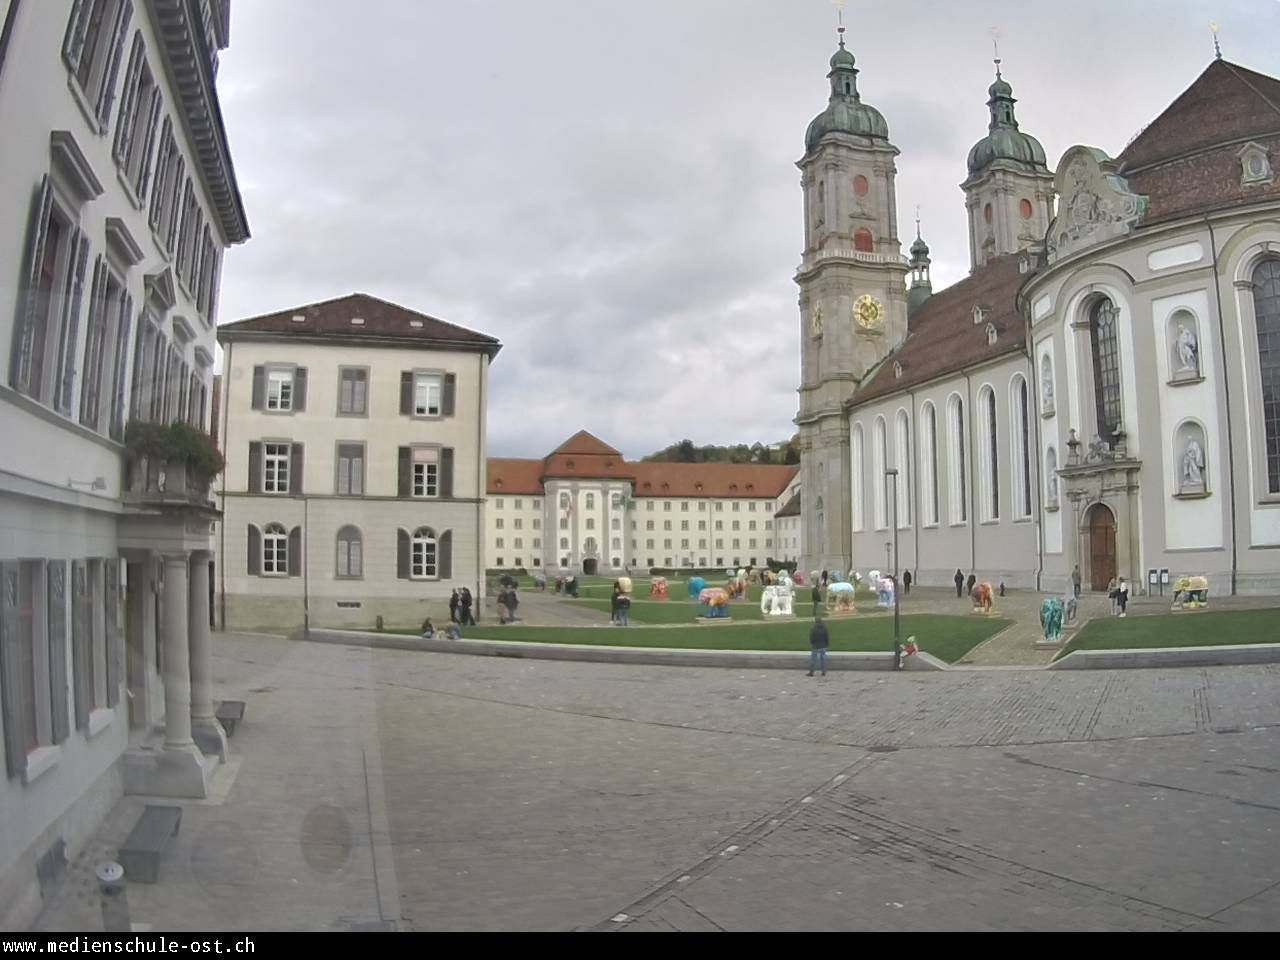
[148,121,170,230]
[288,527,302,578]
[71,561,89,732]
[10,177,53,392]
[397,529,410,580]
[104,561,120,709]
[113,34,145,165]
[47,562,69,745]
[1,562,25,778]
[441,448,455,499]
[96,0,134,129]
[110,290,134,441]
[294,367,308,412]
[247,525,261,576]
[399,371,413,415]
[397,447,410,498]
[79,257,107,428]
[290,443,304,495]
[443,373,456,417]
[57,232,91,414]
[251,365,265,410]
[248,442,263,493]
[136,91,164,199]
[62,0,90,70]
[439,531,453,581]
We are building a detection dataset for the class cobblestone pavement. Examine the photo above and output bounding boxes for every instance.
[35,634,1280,932]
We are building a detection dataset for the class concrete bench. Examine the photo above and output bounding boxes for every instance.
[119,805,182,884]
[215,700,245,738]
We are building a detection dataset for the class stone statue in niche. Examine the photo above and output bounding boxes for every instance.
[1048,472,1059,504]
[1175,325,1200,377]
[1182,439,1205,489]
[1042,374,1055,411]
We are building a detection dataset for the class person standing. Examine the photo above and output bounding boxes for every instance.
[610,583,621,625]
[954,569,964,598]
[811,582,822,618]
[1071,565,1082,599]
[1107,576,1120,616]
[448,588,460,624]
[1117,578,1130,618]
[807,615,830,677]
[966,573,976,597]
[903,570,912,595]
[460,587,475,626]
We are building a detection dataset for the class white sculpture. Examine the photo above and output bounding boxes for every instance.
[760,582,795,618]
[1183,439,1205,487]
[1048,472,1060,504]
[1042,373,1055,410]
[1175,325,1199,375]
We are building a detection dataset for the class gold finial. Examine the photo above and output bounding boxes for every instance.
[1210,21,1222,60]
[832,0,848,48]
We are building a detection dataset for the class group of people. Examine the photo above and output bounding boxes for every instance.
[448,587,477,626]
[609,582,632,626]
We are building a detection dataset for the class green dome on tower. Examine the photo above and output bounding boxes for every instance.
[805,39,889,151]
[966,67,1047,175]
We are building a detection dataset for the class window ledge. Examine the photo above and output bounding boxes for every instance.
[980,520,1002,527]
[1041,408,1056,420]
[150,227,172,260]
[115,166,143,211]
[24,745,62,785]
[1174,490,1212,500]
[87,707,114,739]
[1045,504,1061,514]
[1167,375,1205,388]
[66,76,106,136]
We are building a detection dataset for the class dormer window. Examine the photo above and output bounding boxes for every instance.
[973,304,988,326]
[1239,142,1274,186]
[351,316,365,326]
[894,361,904,380]
[986,323,998,346]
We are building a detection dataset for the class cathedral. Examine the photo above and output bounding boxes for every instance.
[795,31,1280,596]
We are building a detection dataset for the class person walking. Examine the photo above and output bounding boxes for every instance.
[966,573,976,597]
[954,569,964,598]
[448,588,460,624]
[903,570,912,595]
[610,583,621,625]
[1071,565,1082,599]
[807,615,830,677]
[811,582,823,618]
[1117,578,1130,618]
[460,587,475,626]
[1107,576,1120,616]
[821,570,829,588]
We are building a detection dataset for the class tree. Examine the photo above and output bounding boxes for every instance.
[675,439,697,463]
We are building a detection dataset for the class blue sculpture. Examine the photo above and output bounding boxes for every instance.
[1040,597,1064,643]
[688,576,706,599]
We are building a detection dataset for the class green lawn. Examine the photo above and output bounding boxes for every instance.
[1060,608,1280,657]
[568,596,890,624]
[446,615,1010,665]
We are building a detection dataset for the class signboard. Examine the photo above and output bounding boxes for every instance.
[1160,569,1171,585]
[1148,569,1159,586]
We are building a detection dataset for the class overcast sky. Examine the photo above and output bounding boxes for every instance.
[213,0,1276,460]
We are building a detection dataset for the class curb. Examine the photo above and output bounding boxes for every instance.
[1049,642,1280,670]
[303,629,949,672]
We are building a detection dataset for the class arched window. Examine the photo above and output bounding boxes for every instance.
[976,387,1000,521]
[873,417,887,529]
[949,395,967,523]
[895,409,911,528]
[1040,354,1055,414]
[336,525,362,578]
[854,229,874,253]
[1011,376,1032,519]
[585,493,595,509]
[1254,260,1280,492]
[263,523,288,575]
[851,423,865,532]
[1090,297,1123,445]
[411,527,438,579]
[921,402,939,525]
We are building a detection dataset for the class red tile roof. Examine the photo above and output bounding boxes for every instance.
[852,254,1027,407]
[486,446,799,499]
[218,293,501,354]
[549,431,623,457]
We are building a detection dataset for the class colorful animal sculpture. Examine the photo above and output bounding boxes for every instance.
[698,587,731,619]
[972,582,995,615]
[760,583,795,617]
[687,576,706,599]
[826,582,858,614]
[1173,575,1210,610]
[649,577,668,601]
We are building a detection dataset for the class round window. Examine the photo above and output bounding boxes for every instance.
[853,175,869,197]
[1020,198,1034,220]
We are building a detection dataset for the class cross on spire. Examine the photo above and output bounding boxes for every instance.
[991,27,1002,78]
[915,205,922,240]
[1210,20,1223,60]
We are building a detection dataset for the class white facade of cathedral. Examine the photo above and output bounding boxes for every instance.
[796,37,1280,597]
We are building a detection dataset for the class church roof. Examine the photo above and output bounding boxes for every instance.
[548,431,623,457]
[1119,59,1280,226]
[850,253,1027,407]
[1119,59,1280,172]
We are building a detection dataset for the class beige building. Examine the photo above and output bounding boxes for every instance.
[796,34,1280,597]
[216,293,500,631]
[487,432,799,573]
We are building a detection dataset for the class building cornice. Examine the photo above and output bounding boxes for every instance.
[147,0,249,244]
[215,328,503,359]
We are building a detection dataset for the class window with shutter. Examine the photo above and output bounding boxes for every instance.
[338,367,368,416]
[64,1,134,129]
[261,524,287,576]
[336,443,364,496]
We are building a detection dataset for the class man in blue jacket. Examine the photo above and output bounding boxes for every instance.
[808,616,830,677]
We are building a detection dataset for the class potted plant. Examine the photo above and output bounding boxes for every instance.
[124,421,225,501]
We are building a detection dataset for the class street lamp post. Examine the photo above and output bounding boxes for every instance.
[885,468,902,671]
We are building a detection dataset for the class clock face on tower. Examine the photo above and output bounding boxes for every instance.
[853,294,885,332]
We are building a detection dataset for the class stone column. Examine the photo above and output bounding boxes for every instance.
[161,553,194,749]
[188,552,227,760]
[124,557,155,731]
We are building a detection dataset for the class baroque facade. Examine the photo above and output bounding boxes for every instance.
[796,35,1280,597]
